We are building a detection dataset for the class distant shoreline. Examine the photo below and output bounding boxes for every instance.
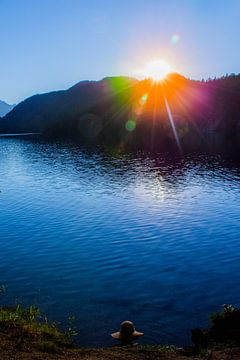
[0,133,41,137]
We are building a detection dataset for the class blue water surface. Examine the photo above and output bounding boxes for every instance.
[0,137,239,346]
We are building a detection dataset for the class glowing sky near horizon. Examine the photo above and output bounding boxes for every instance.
[0,0,239,104]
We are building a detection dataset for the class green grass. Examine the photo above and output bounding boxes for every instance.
[0,304,73,352]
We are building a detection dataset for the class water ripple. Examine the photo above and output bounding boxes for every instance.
[0,138,240,346]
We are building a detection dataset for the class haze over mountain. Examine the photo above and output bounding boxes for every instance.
[0,100,15,117]
[0,73,240,150]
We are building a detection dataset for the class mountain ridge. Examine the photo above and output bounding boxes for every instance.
[0,73,240,150]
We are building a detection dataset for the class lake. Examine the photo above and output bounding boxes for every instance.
[0,137,239,347]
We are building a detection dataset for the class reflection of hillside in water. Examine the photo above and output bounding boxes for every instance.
[6,137,239,204]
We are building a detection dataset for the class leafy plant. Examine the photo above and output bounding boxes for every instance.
[66,314,78,338]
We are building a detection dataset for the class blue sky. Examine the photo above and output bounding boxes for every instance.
[0,0,239,104]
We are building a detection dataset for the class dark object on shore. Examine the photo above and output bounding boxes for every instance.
[111,321,144,346]
[209,304,240,344]
[191,304,240,353]
[191,328,208,352]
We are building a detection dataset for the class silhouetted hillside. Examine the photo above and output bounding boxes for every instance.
[0,100,15,117]
[0,74,240,150]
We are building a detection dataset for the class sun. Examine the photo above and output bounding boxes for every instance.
[142,60,173,81]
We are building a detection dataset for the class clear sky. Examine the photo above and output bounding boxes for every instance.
[0,0,239,104]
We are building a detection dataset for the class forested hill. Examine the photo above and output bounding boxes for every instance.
[0,74,239,150]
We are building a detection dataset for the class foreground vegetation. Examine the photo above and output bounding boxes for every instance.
[0,304,72,353]
[1,300,240,359]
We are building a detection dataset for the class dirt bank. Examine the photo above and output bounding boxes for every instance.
[1,332,240,360]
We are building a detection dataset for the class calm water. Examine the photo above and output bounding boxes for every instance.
[0,137,240,347]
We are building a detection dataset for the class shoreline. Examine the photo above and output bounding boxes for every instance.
[1,331,240,360]
[0,132,41,137]
[1,304,240,359]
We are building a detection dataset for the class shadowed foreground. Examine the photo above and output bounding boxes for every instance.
[1,332,240,360]
[2,303,240,360]
[1,304,240,360]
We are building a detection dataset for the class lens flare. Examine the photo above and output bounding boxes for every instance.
[171,34,180,44]
[125,119,136,132]
[142,60,173,81]
[139,93,148,105]
[163,96,182,152]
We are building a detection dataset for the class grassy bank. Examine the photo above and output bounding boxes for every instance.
[0,304,72,353]
[1,302,240,359]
